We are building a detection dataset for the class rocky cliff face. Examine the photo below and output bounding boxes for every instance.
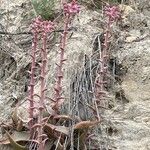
[0,0,150,150]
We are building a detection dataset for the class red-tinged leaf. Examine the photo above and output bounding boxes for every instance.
[41,48,44,52]
[28,83,35,87]
[29,54,34,59]
[27,97,32,102]
[38,134,47,138]
[42,88,47,92]
[95,83,101,87]
[40,75,45,79]
[29,139,39,144]
[34,94,41,99]
[35,50,40,53]
[41,138,48,145]
[31,124,42,129]
[32,66,38,70]
[74,121,100,130]
[54,87,59,92]
[42,117,49,122]
[42,59,47,63]
[45,97,56,102]
[30,106,38,110]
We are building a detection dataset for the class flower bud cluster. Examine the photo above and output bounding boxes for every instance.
[31,17,54,34]
[104,5,120,22]
[63,1,80,15]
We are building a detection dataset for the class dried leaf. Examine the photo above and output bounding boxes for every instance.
[16,120,23,132]
[17,106,30,123]
[5,131,27,150]
[44,124,69,143]
[0,131,30,145]
[44,124,69,137]
[44,140,54,150]
[11,107,18,126]
[74,121,100,130]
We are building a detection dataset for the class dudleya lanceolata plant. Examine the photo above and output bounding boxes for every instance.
[94,5,120,120]
[52,0,80,113]
[31,0,56,20]
[28,17,55,149]
[0,1,121,150]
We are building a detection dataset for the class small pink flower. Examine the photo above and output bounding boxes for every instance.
[63,1,80,15]
[41,20,55,33]
[104,5,120,21]
[31,17,55,34]
[31,17,42,33]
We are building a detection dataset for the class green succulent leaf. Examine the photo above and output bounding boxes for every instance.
[31,0,55,20]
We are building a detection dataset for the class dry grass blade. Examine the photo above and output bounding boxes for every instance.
[78,132,87,150]
[55,139,64,150]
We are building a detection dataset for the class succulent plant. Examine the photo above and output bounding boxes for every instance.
[31,0,55,20]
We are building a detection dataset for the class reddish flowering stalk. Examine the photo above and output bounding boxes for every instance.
[95,5,120,120]
[28,17,41,136]
[52,0,80,112]
[37,20,54,150]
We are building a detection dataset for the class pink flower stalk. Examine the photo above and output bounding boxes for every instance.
[28,17,54,149]
[37,20,54,150]
[52,1,80,112]
[28,17,42,137]
[94,5,120,121]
